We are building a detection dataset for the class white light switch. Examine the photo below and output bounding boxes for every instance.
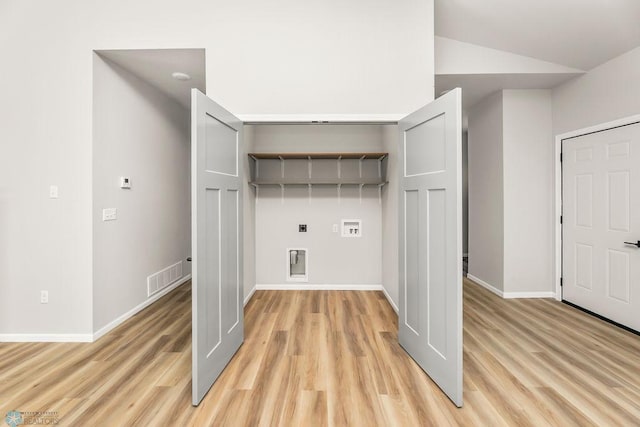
[49,185,58,199]
[102,208,117,221]
[332,224,338,233]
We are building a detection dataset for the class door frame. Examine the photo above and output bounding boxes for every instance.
[553,113,640,302]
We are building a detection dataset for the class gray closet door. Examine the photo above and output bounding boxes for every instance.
[398,88,463,407]
[191,89,244,405]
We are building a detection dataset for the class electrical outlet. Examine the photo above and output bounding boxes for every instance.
[40,291,49,304]
[341,219,362,237]
[49,185,58,199]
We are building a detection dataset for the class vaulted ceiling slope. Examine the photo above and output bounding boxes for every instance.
[97,49,206,109]
[435,0,640,70]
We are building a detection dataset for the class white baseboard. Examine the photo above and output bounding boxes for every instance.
[467,274,504,297]
[93,274,191,342]
[255,283,383,291]
[0,275,191,343]
[381,286,399,314]
[503,291,556,299]
[244,285,257,306]
[0,333,93,343]
[467,274,555,299]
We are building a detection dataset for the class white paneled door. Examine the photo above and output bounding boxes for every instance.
[563,122,640,332]
[191,89,244,405]
[398,88,463,407]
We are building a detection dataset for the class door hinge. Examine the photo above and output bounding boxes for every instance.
[560,277,563,287]
[560,152,563,162]
[560,215,563,224]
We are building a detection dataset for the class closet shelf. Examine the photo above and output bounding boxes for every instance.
[249,181,388,186]
[248,151,389,188]
[248,152,388,160]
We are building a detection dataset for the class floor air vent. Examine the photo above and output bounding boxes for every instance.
[147,261,183,297]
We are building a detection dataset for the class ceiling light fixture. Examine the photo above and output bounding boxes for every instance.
[172,72,192,81]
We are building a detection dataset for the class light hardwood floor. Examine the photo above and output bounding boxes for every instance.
[1,279,640,426]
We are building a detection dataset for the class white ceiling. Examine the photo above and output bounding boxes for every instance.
[97,49,206,109]
[435,0,640,70]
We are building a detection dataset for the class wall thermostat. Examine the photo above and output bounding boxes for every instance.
[120,177,131,189]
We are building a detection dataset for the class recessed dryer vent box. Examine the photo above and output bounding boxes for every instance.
[341,219,362,237]
[287,248,308,282]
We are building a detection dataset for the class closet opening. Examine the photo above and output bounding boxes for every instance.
[244,123,399,295]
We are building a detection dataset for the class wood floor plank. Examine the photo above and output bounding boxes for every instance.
[530,387,598,427]
[1,279,640,425]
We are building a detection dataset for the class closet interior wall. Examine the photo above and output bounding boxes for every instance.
[250,124,390,288]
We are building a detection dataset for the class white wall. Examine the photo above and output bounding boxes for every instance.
[468,92,504,291]
[0,0,434,337]
[553,47,640,135]
[92,55,191,332]
[502,90,553,294]
[381,125,400,309]
[252,125,386,153]
[468,90,554,296]
[253,125,384,286]
[256,186,382,285]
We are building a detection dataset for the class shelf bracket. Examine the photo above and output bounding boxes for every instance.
[359,183,365,204]
[279,156,285,180]
[280,183,284,204]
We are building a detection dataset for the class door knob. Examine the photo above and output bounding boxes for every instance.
[624,241,640,248]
